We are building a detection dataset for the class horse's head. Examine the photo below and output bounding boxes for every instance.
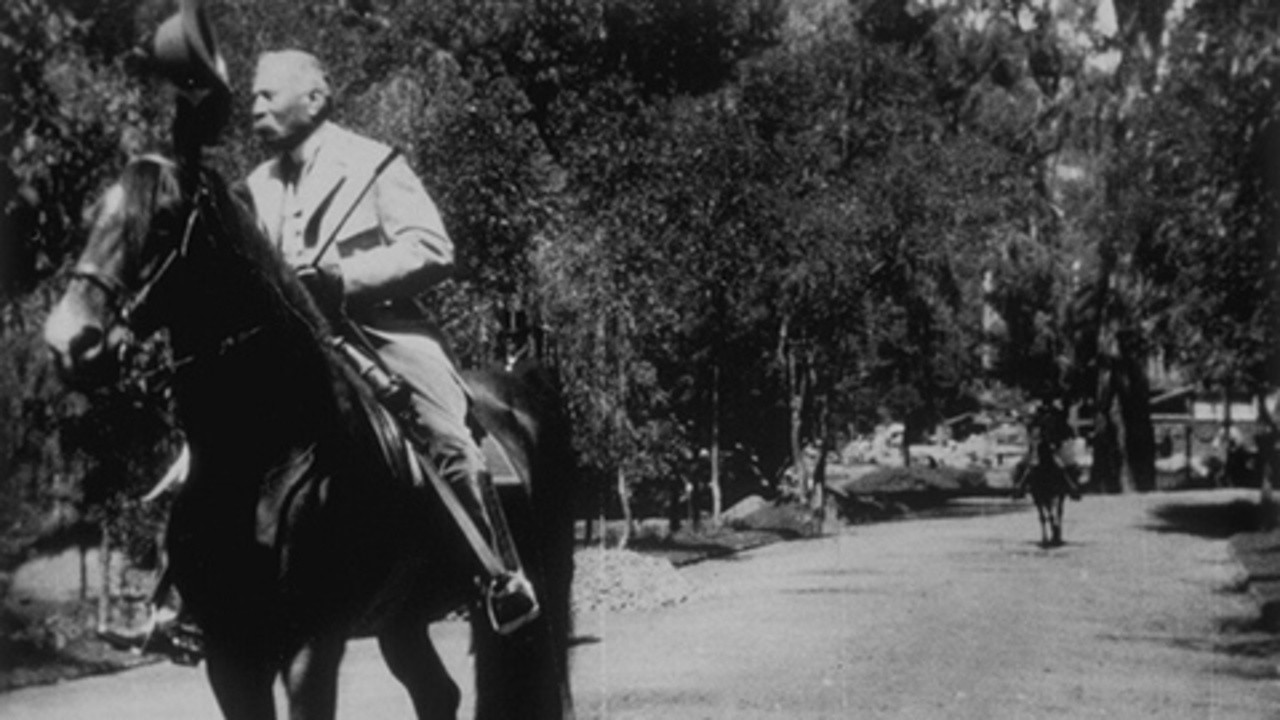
[44,155,191,388]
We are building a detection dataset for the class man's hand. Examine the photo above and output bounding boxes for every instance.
[296,263,346,320]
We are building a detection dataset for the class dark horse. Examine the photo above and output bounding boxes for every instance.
[43,155,576,720]
[1015,440,1073,548]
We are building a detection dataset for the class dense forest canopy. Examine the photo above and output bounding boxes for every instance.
[1,0,1274,554]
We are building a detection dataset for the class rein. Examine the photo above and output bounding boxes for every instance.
[68,188,201,326]
[67,181,266,389]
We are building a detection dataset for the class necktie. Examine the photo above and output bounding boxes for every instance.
[279,153,302,189]
[278,154,304,255]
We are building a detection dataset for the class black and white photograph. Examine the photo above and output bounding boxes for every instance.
[0,0,1277,717]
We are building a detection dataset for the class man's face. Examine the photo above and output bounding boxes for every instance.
[251,60,321,151]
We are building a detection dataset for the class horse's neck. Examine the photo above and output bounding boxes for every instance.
[168,262,334,463]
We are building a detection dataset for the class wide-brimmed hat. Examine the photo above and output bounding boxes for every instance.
[152,0,230,95]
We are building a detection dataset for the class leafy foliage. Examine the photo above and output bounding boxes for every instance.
[3,0,1271,558]
[1111,0,1278,394]
[1,0,174,562]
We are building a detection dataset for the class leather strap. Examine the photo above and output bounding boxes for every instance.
[307,147,400,269]
[329,324,511,577]
[406,445,510,578]
[478,469,522,570]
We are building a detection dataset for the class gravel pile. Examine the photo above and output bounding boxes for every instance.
[572,547,694,614]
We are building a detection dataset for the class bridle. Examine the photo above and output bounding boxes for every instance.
[67,195,200,328]
[64,165,263,381]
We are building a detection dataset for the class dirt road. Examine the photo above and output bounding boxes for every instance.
[4,489,1279,719]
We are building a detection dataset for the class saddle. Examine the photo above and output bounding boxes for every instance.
[328,331,526,584]
[254,336,418,559]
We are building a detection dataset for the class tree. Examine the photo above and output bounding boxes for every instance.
[2,0,174,564]
[1116,0,1277,399]
[1108,0,1278,497]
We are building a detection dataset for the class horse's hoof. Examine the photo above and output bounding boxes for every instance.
[143,617,206,666]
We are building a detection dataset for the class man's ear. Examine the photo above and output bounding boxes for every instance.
[307,89,328,118]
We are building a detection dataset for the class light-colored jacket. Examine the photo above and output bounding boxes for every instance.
[246,122,453,311]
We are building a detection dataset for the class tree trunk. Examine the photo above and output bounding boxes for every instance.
[901,425,911,468]
[709,361,723,525]
[1223,383,1234,447]
[79,545,88,601]
[1184,424,1193,488]
[688,470,702,533]
[615,343,633,548]
[790,354,808,495]
[1257,393,1277,528]
[615,466,632,549]
[1112,389,1137,493]
[667,476,686,534]
[778,317,808,495]
[1090,247,1122,494]
[1117,337,1156,491]
[96,526,110,633]
[1092,356,1124,494]
[811,395,831,533]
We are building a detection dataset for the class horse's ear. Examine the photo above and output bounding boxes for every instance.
[173,86,231,165]
[152,0,232,163]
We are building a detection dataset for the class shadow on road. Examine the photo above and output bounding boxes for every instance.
[1004,540,1092,558]
[1145,499,1268,539]
[912,498,1028,521]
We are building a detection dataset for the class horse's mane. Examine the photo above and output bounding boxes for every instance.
[116,155,390,474]
[120,154,331,341]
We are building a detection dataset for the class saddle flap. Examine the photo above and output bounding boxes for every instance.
[350,378,416,489]
[254,361,416,557]
[256,445,318,549]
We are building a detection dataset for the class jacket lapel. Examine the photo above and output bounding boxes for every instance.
[302,177,346,251]
[296,135,350,248]
[299,127,382,255]
[251,164,286,244]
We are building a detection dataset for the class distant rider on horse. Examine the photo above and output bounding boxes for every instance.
[1011,403,1083,501]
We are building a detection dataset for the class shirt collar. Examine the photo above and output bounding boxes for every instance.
[283,121,333,179]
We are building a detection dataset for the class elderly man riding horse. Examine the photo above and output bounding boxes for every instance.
[145,46,539,644]
[47,5,578,715]
[243,49,539,633]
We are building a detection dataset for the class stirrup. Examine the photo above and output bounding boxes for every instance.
[484,572,540,635]
[141,606,205,666]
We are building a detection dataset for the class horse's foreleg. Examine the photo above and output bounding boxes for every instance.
[281,633,346,720]
[1052,496,1065,545]
[206,642,278,720]
[1035,504,1050,546]
[378,619,460,720]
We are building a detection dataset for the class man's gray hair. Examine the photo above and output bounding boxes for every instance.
[256,49,332,103]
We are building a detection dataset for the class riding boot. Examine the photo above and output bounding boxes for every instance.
[1065,473,1083,501]
[448,469,541,634]
[1010,466,1027,500]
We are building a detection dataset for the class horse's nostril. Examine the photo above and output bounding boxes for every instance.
[68,325,106,366]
